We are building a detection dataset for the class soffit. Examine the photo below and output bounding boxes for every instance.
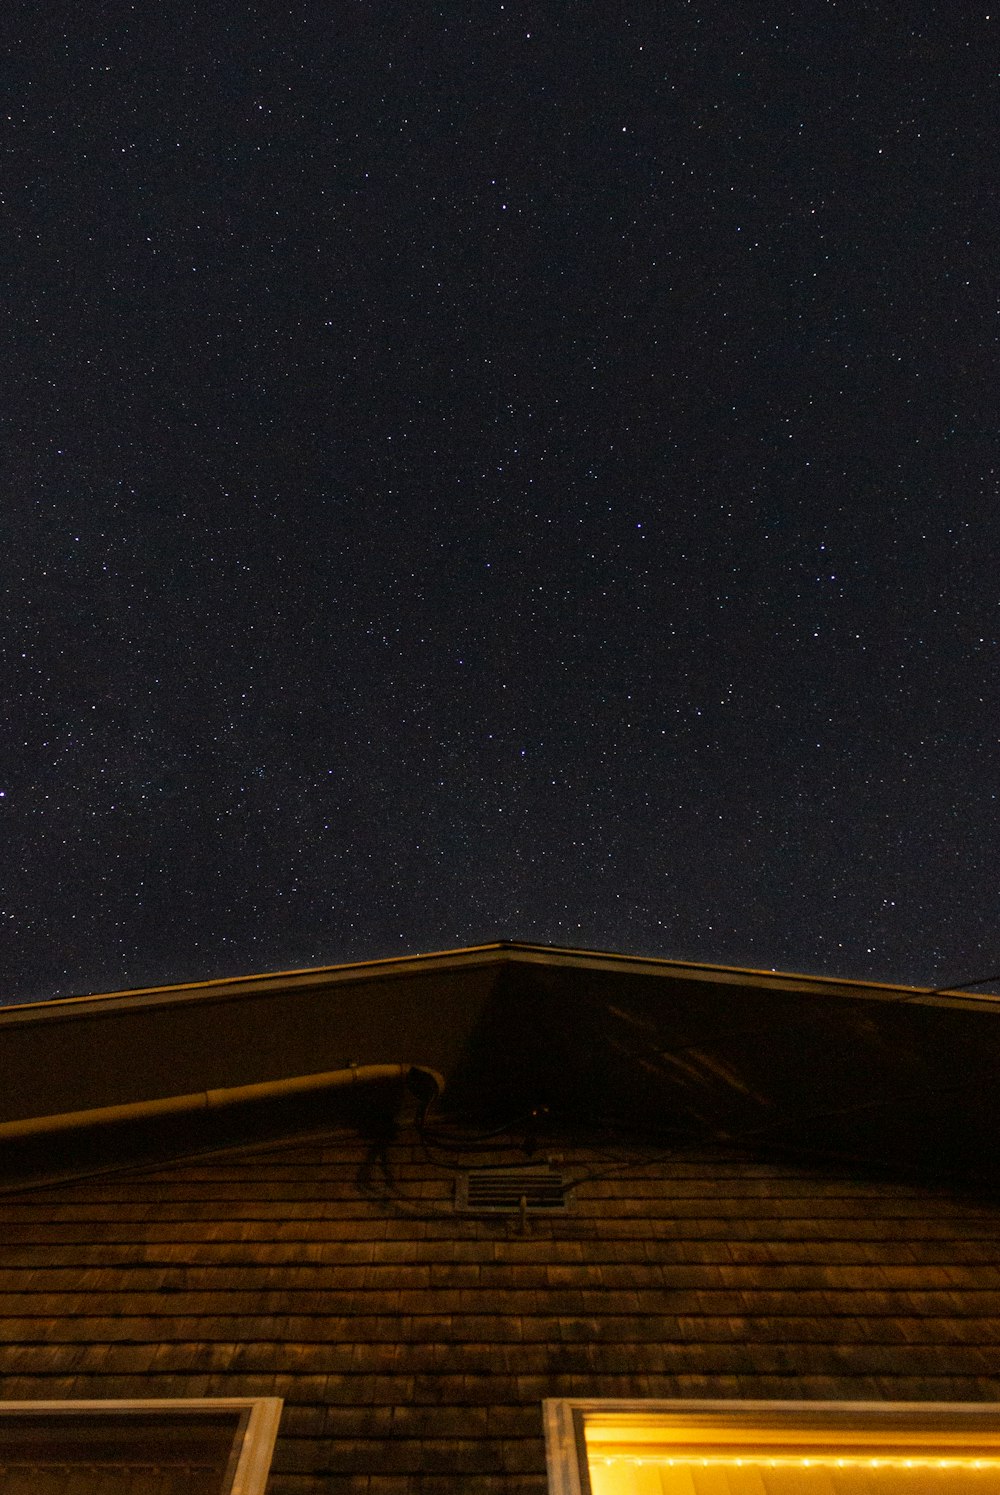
[1,942,997,1188]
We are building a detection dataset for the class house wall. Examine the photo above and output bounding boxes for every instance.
[0,1132,998,1495]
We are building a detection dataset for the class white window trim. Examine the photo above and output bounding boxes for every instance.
[544,1399,1000,1495]
[0,1397,283,1494]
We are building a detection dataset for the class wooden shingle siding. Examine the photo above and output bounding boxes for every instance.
[1,1136,999,1495]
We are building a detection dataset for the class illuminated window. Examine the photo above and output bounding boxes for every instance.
[544,1400,1000,1495]
[0,1398,282,1494]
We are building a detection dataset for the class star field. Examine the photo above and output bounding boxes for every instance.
[2,2,998,1002]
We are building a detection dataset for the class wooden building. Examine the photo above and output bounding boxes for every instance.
[1,942,999,1493]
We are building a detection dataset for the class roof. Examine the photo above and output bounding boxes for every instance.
[1,941,998,1190]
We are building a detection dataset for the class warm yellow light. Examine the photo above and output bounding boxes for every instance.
[592,1454,1000,1469]
[587,1452,1000,1495]
[578,1403,1000,1494]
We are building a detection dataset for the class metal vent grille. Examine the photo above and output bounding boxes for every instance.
[456,1165,567,1213]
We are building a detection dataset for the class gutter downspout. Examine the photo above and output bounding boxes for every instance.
[0,1063,445,1143]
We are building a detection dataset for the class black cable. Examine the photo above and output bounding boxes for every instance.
[888,971,1000,1003]
[925,972,1000,997]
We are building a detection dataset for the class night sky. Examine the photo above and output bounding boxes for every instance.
[3,3,997,1005]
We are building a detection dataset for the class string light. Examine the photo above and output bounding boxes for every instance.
[591,1453,1000,1470]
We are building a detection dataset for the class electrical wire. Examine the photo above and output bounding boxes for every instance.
[891,971,1000,1003]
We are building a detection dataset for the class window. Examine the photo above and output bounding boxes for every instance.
[0,1398,282,1494]
[544,1400,1000,1495]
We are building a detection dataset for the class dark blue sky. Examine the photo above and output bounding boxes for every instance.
[3,2,997,1002]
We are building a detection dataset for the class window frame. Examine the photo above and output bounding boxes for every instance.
[0,1396,283,1494]
[543,1398,1000,1495]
